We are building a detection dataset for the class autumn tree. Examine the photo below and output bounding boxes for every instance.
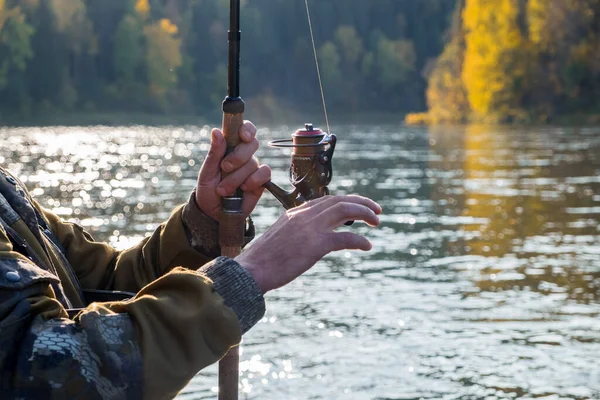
[527,0,600,116]
[144,18,182,108]
[461,0,529,123]
[426,0,469,123]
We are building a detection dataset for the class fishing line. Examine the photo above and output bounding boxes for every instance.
[304,0,332,136]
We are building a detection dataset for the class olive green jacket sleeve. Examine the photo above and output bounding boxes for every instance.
[39,200,214,293]
[0,198,265,399]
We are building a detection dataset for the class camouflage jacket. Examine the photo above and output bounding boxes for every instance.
[0,167,265,399]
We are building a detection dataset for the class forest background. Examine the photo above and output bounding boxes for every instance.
[0,0,598,125]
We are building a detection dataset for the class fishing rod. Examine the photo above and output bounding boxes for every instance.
[218,0,348,398]
[218,0,245,399]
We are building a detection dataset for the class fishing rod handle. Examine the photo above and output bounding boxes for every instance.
[220,98,246,254]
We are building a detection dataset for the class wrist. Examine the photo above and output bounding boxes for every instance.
[193,189,219,223]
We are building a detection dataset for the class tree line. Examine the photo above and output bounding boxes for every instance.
[0,0,455,123]
[423,0,600,124]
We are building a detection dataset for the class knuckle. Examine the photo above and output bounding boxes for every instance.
[332,194,344,204]
[207,149,218,160]
[245,175,257,188]
[331,202,346,215]
[261,165,272,180]
[341,202,353,214]
[221,181,233,192]
[228,152,242,165]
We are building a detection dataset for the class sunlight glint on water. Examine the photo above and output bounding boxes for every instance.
[1,124,599,399]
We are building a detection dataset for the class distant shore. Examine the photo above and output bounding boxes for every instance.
[5,109,598,129]
[405,111,600,127]
[0,112,208,128]
[0,110,407,128]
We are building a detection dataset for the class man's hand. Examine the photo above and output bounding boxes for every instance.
[236,195,382,293]
[195,121,271,221]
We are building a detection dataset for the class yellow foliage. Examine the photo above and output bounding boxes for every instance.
[135,0,150,19]
[159,18,178,36]
[462,0,527,122]
[527,0,548,49]
[426,37,469,124]
[404,112,430,125]
[144,22,182,97]
[0,1,6,32]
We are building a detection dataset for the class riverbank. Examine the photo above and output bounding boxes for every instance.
[405,111,600,126]
[0,109,407,128]
[0,111,207,127]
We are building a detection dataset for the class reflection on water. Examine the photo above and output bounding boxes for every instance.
[1,124,599,399]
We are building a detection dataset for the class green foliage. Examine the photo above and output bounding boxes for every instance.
[0,3,34,89]
[375,36,416,87]
[318,41,342,101]
[0,0,457,120]
[335,26,363,65]
[114,14,144,84]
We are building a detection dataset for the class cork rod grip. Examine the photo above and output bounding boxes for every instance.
[219,111,246,252]
[222,112,245,156]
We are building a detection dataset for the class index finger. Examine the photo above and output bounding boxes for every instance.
[239,121,257,143]
[298,195,382,216]
[318,202,380,229]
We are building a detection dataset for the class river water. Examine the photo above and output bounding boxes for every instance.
[1,124,599,399]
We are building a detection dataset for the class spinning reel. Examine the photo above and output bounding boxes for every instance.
[264,123,351,228]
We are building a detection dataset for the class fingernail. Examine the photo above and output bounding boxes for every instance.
[216,186,227,196]
[242,130,251,141]
[222,161,233,172]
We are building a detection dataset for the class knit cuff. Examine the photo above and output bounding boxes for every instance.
[198,256,265,334]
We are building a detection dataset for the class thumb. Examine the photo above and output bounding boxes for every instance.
[199,129,226,180]
[326,232,372,253]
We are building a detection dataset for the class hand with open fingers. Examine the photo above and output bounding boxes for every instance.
[195,121,272,221]
[235,195,383,294]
